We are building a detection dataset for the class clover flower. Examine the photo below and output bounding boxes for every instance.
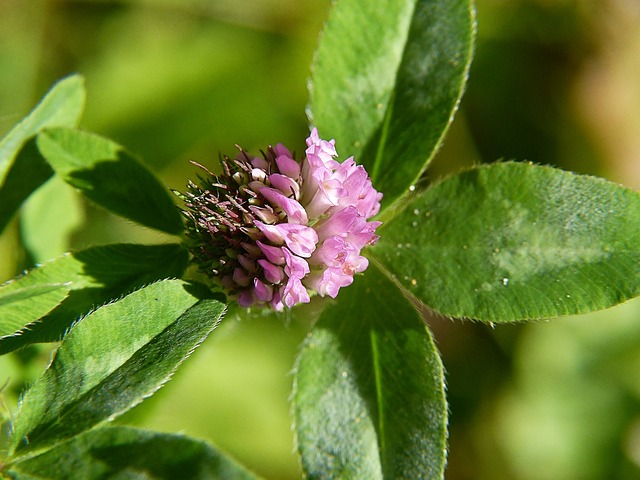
[179,129,382,310]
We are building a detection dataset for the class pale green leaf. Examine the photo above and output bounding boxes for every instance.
[9,279,226,455]
[0,75,85,187]
[0,243,189,354]
[5,426,257,480]
[293,264,447,479]
[20,175,84,264]
[372,162,640,322]
[36,127,183,235]
[310,0,475,207]
[0,75,85,233]
[0,283,70,339]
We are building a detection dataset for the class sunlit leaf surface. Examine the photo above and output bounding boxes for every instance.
[0,243,189,354]
[37,127,183,235]
[9,279,226,455]
[373,162,640,322]
[0,75,85,233]
[310,0,475,207]
[294,264,447,479]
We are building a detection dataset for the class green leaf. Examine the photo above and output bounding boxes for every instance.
[8,279,226,455]
[0,75,85,185]
[36,127,183,235]
[0,283,70,337]
[0,243,189,354]
[310,0,475,207]
[372,162,640,322]
[19,175,84,264]
[5,426,257,480]
[293,264,447,479]
[0,75,85,233]
[0,139,53,234]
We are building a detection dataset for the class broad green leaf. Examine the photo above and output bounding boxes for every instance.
[0,139,53,234]
[0,75,85,233]
[36,127,183,235]
[310,0,475,207]
[0,243,189,354]
[19,175,84,264]
[0,75,85,186]
[0,283,70,337]
[293,264,447,479]
[9,279,226,455]
[5,426,257,480]
[372,162,640,322]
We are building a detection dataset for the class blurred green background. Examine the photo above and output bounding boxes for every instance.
[1,1,640,479]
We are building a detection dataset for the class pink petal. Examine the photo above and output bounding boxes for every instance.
[282,276,310,307]
[233,267,252,287]
[283,247,310,279]
[237,289,256,307]
[306,145,339,170]
[274,143,292,159]
[279,224,318,257]
[237,254,257,273]
[257,240,286,265]
[275,155,301,178]
[345,220,382,249]
[254,278,274,302]
[310,236,349,267]
[305,267,354,298]
[313,206,358,241]
[258,259,285,284]
[254,220,285,244]
[306,128,337,157]
[355,182,383,218]
[249,205,280,224]
[259,187,308,224]
[339,165,368,203]
[304,178,348,219]
[269,173,301,199]
[250,157,269,170]
[270,287,284,311]
[255,221,318,258]
[344,254,369,275]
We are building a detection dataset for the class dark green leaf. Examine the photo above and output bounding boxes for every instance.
[9,279,226,455]
[372,162,640,322]
[293,264,447,479]
[36,127,183,235]
[310,0,475,207]
[0,243,189,354]
[0,75,85,233]
[5,426,256,480]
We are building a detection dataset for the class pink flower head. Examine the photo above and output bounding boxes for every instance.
[180,128,382,309]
